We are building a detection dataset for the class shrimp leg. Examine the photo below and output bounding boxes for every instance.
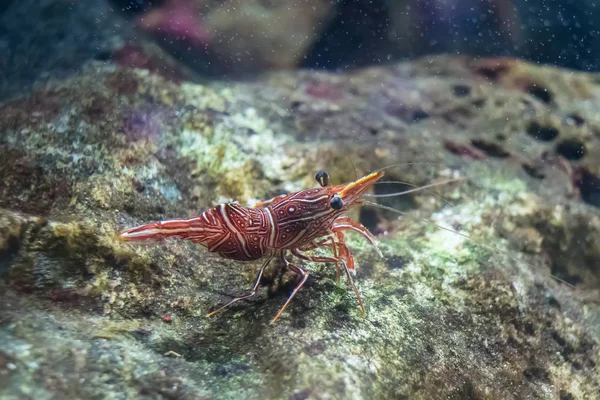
[332,217,383,258]
[207,254,274,316]
[271,255,309,324]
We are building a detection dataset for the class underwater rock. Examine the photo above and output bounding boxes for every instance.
[132,0,334,75]
[1,56,600,399]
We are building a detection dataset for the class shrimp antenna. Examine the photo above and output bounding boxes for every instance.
[372,162,449,174]
[363,200,576,289]
[368,178,465,208]
[347,155,358,181]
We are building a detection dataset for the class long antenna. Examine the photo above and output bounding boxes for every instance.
[347,155,358,181]
[367,178,465,208]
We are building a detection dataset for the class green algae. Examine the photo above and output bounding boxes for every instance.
[1,58,600,399]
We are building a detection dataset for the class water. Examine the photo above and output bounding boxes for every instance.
[0,1,599,399]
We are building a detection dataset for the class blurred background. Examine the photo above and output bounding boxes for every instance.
[1,0,599,100]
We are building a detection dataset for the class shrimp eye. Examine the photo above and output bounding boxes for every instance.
[315,171,329,187]
[330,195,344,210]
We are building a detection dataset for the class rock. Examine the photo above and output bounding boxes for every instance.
[133,0,335,75]
[1,56,599,399]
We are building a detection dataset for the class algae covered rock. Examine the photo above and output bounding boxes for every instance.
[1,56,600,399]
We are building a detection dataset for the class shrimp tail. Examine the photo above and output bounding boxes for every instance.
[119,219,197,243]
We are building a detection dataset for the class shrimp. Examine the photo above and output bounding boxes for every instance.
[120,170,389,323]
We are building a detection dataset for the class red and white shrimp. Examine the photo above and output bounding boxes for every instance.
[120,170,387,323]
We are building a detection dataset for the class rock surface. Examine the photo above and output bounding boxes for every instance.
[1,56,600,399]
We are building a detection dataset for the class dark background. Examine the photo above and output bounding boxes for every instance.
[1,0,599,100]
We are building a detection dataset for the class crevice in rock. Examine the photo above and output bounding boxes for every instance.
[566,113,585,126]
[358,207,379,235]
[469,139,510,158]
[525,84,553,104]
[522,164,545,180]
[526,122,559,142]
[574,167,600,208]
[452,84,471,97]
[555,139,586,160]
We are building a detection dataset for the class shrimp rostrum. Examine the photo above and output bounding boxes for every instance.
[120,170,385,323]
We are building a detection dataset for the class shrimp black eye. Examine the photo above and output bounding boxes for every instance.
[315,171,329,187]
[330,195,344,210]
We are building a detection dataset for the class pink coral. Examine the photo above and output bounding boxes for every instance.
[137,0,213,49]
